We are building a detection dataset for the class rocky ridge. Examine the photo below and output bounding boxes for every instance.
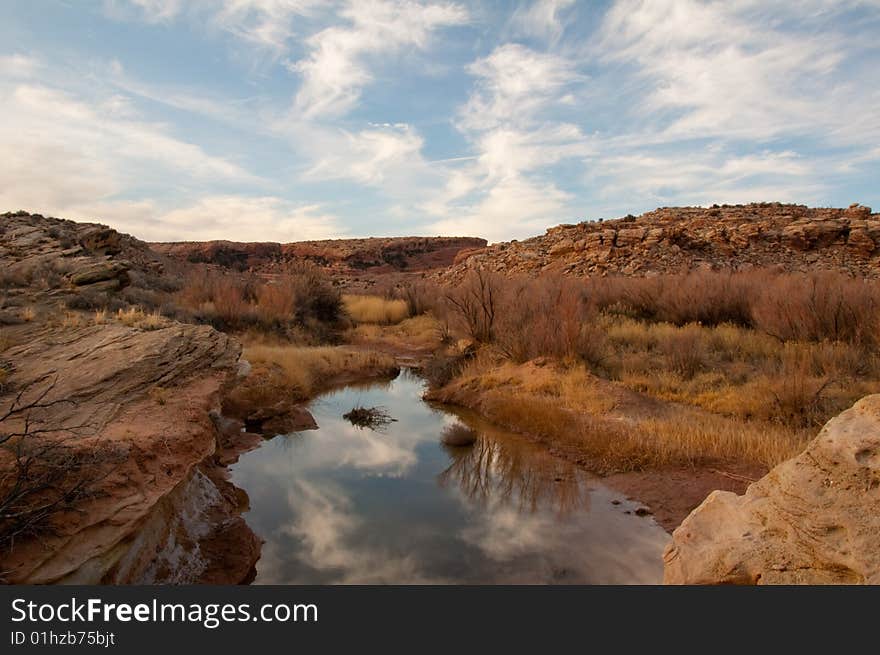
[439,203,879,281]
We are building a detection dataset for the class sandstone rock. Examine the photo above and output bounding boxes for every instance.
[664,394,880,584]
[845,203,872,219]
[68,260,130,286]
[0,321,243,583]
[782,218,849,250]
[616,227,647,248]
[433,203,880,284]
[548,238,575,256]
[847,228,876,255]
[0,212,256,584]
[78,226,121,253]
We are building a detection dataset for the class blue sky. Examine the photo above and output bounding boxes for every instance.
[1,1,878,243]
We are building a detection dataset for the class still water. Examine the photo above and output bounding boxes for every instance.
[230,370,669,584]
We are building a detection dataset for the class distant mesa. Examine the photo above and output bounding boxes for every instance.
[150,235,488,277]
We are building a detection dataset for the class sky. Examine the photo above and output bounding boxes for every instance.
[0,1,878,243]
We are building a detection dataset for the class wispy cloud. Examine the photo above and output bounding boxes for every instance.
[508,0,575,43]
[291,0,467,118]
[425,43,591,240]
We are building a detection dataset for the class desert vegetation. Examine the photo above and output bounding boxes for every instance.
[173,263,344,339]
[423,267,880,472]
[343,294,409,325]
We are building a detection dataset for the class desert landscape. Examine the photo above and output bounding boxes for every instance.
[2,202,879,584]
[2,1,879,589]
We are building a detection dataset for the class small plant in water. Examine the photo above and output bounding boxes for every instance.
[343,405,396,431]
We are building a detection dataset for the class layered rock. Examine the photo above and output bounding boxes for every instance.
[0,212,258,583]
[664,394,880,584]
[437,203,880,282]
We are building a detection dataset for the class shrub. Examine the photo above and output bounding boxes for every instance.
[175,263,343,335]
[752,271,880,346]
[398,280,438,316]
[494,275,592,362]
[661,326,706,380]
[444,268,500,343]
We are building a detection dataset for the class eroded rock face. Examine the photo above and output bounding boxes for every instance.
[0,212,257,584]
[437,203,880,282]
[663,394,880,584]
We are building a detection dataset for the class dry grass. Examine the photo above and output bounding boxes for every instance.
[243,345,397,399]
[115,307,167,330]
[431,360,808,472]
[343,294,409,325]
[602,318,878,430]
[350,314,444,350]
[61,311,82,328]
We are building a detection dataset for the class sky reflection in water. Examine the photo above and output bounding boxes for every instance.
[230,370,669,584]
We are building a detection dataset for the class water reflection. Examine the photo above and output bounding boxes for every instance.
[438,427,590,516]
[230,370,668,584]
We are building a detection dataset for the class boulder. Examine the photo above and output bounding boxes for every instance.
[548,238,575,256]
[781,218,848,250]
[664,394,880,584]
[78,226,122,254]
[68,260,129,287]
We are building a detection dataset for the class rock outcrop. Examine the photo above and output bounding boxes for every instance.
[0,212,258,584]
[664,394,880,584]
[438,203,880,282]
[151,235,488,276]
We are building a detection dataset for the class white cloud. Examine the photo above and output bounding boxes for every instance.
[596,0,878,144]
[429,175,572,242]
[425,43,589,240]
[212,0,322,53]
[104,0,183,22]
[0,54,41,78]
[107,0,321,53]
[291,0,468,118]
[135,196,344,241]
[509,0,575,43]
[298,122,427,186]
[282,480,442,583]
[0,81,255,211]
[588,148,827,211]
[476,123,592,180]
[459,43,581,131]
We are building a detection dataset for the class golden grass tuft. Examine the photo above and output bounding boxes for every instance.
[243,345,397,399]
[343,294,409,325]
[349,314,443,350]
[61,311,83,328]
[115,307,167,330]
